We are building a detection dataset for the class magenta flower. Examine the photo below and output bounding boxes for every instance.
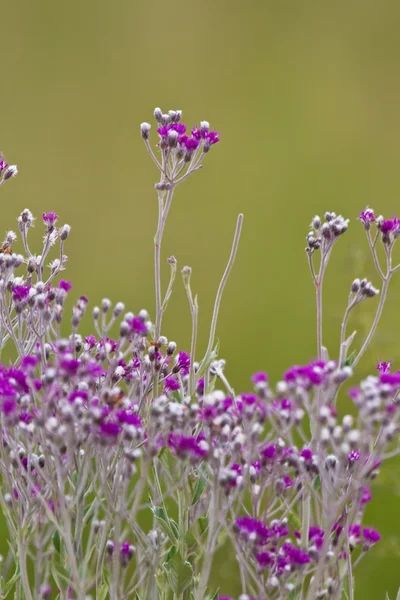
[99,422,121,438]
[300,448,313,462]
[381,217,400,236]
[2,399,17,415]
[12,285,31,303]
[21,355,38,370]
[168,433,207,460]
[128,316,148,336]
[0,155,8,173]
[174,351,190,375]
[163,376,180,394]
[251,371,268,384]
[260,444,276,460]
[42,212,58,228]
[59,280,72,292]
[359,208,375,226]
[363,528,381,545]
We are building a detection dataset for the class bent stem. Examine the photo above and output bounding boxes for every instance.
[154,185,175,339]
[199,213,243,375]
[352,277,390,368]
[182,267,198,397]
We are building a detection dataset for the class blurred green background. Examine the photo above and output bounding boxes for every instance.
[2,0,400,597]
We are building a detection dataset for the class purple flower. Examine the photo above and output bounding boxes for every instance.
[363,527,381,545]
[84,334,97,349]
[59,280,72,292]
[261,444,276,460]
[163,376,180,394]
[68,390,88,404]
[119,541,134,566]
[0,154,8,173]
[183,137,199,152]
[255,551,274,568]
[282,542,311,566]
[251,371,268,385]
[174,351,190,376]
[204,130,220,145]
[116,410,142,427]
[380,371,400,385]
[2,399,17,415]
[283,475,293,488]
[284,361,328,387]
[381,217,400,236]
[235,517,270,542]
[168,433,207,460]
[359,208,375,226]
[60,358,80,375]
[197,378,205,394]
[42,212,58,228]
[21,355,38,370]
[128,316,148,336]
[12,285,31,303]
[99,422,121,438]
[348,450,361,462]
[360,486,372,505]
[300,448,313,462]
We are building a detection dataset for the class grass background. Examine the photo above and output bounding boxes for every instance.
[2,1,400,596]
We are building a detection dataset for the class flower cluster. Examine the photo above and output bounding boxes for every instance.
[1,116,400,600]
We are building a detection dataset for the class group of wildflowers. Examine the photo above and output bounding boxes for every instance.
[0,110,399,600]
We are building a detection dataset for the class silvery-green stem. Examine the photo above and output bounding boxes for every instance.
[199,213,243,373]
[155,185,175,339]
[352,276,390,368]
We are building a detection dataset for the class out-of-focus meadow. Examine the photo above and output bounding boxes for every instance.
[2,1,400,596]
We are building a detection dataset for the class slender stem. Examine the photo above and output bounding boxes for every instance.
[18,535,33,600]
[352,277,390,368]
[366,229,385,279]
[195,482,218,600]
[338,298,357,366]
[154,186,175,339]
[199,214,243,371]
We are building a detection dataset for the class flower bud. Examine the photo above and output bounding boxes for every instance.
[3,165,18,180]
[60,224,71,240]
[140,122,151,140]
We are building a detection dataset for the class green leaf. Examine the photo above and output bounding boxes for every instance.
[344,350,356,367]
[166,545,176,561]
[287,511,301,531]
[313,475,321,491]
[396,586,400,600]
[197,341,220,380]
[205,588,220,600]
[52,530,61,554]
[197,516,208,536]
[185,529,198,557]
[3,565,20,598]
[51,558,71,592]
[98,584,109,600]
[164,552,193,596]
[151,505,179,543]
[191,462,208,505]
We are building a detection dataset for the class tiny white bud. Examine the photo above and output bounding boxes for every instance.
[140,122,151,139]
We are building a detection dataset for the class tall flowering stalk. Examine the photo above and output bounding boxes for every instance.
[0,126,399,600]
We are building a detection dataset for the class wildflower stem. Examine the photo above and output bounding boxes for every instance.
[199,213,243,374]
[195,482,219,600]
[353,276,390,368]
[339,298,357,366]
[154,185,175,339]
[366,229,385,279]
[18,534,33,600]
